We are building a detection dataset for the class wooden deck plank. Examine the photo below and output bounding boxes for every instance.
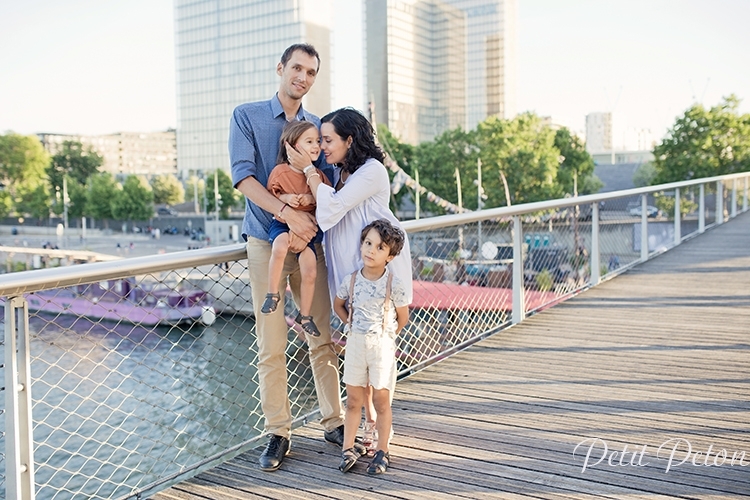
[151,212,750,499]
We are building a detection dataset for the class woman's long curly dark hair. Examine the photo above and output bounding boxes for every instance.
[321,107,384,174]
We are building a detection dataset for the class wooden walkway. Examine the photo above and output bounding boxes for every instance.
[152,212,750,499]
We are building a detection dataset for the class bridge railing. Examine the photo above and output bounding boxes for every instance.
[1,172,748,500]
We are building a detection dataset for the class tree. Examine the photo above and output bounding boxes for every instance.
[475,113,564,206]
[633,162,656,187]
[413,127,476,212]
[554,127,602,195]
[16,184,52,219]
[205,169,239,219]
[377,124,417,211]
[112,175,154,222]
[85,173,118,223]
[653,95,750,184]
[48,140,103,194]
[0,132,50,217]
[151,174,185,205]
[377,124,415,174]
[0,190,10,218]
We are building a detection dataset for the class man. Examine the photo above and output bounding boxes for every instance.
[229,43,346,471]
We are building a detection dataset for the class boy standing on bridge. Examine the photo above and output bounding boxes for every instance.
[333,219,409,475]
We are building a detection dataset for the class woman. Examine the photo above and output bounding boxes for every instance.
[286,107,412,457]
[295,107,412,304]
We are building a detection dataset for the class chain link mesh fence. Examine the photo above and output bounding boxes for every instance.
[2,176,749,499]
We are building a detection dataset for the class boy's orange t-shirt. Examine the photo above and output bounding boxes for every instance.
[267,163,332,213]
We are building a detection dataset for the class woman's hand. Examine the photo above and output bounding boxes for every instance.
[285,142,312,171]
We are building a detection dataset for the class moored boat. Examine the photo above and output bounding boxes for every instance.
[24,278,216,326]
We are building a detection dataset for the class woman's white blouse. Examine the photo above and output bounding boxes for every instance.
[315,158,413,305]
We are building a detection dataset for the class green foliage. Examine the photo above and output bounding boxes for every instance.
[205,169,239,219]
[378,124,415,174]
[413,127,475,212]
[151,174,185,205]
[67,180,88,219]
[16,184,51,219]
[86,173,118,221]
[476,113,564,205]
[380,113,610,215]
[633,162,656,187]
[0,191,11,218]
[48,140,103,194]
[0,132,50,216]
[377,124,416,210]
[653,192,698,218]
[112,175,154,222]
[653,95,750,184]
[11,261,29,273]
[555,127,602,195]
[535,269,553,292]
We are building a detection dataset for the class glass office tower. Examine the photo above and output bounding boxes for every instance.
[174,0,332,177]
[366,0,516,144]
[366,0,466,145]
[442,0,517,129]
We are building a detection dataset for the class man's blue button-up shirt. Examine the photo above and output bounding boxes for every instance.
[229,93,332,242]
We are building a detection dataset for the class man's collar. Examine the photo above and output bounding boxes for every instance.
[271,93,306,121]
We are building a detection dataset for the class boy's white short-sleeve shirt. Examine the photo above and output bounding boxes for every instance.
[336,268,408,336]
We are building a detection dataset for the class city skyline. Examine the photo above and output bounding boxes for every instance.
[2,0,749,149]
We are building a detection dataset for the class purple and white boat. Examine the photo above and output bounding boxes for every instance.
[25,278,216,326]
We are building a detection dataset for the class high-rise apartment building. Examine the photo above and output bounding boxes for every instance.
[174,0,333,177]
[38,131,177,178]
[366,0,517,145]
[585,112,613,154]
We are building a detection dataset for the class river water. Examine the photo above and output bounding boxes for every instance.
[1,312,320,499]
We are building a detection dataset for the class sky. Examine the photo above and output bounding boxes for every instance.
[2,0,749,148]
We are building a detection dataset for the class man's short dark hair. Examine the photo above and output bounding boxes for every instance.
[360,219,405,257]
[280,43,321,72]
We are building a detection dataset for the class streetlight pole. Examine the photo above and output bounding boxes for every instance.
[455,166,464,255]
[62,176,69,231]
[201,171,208,240]
[193,171,199,214]
[475,158,485,255]
[214,170,220,244]
[414,167,420,220]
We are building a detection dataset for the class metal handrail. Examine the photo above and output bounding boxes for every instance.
[0,245,246,297]
[402,172,749,232]
[2,172,746,297]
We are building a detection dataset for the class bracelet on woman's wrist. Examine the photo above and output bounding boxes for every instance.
[303,165,315,175]
[306,173,320,186]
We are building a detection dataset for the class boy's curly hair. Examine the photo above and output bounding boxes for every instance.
[360,219,405,257]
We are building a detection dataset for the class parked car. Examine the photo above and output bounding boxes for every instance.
[157,207,178,216]
[629,205,660,218]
